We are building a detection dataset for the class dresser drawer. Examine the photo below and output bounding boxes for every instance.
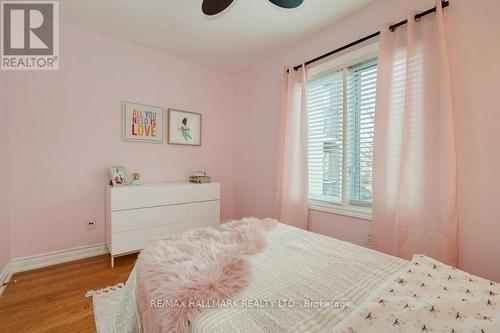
[110,218,220,255]
[111,204,191,233]
[191,183,220,202]
[191,200,220,221]
[111,201,220,234]
[109,183,220,211]
[110,183,192,211]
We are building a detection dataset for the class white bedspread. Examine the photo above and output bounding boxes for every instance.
[190,223,406,332]
[107,223,408,332]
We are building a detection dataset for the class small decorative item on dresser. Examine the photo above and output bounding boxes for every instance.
[130,172,142,186]
[190,175,211,184]
[193,169,206,177]
[190,169,211,183]
[110,166,129,186]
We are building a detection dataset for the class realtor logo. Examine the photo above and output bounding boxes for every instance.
[1,1,59,70]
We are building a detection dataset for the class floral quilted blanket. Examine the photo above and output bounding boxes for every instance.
[334,255,499,333]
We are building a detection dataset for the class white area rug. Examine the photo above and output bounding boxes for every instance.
[88,269,143,333]
[90,284,126,333]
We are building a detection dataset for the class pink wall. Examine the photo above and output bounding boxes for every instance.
[308,211,371,247]
[7,23,236,258]
[0,71,10,273]
[234,0,500,281]
[445,0,500,282]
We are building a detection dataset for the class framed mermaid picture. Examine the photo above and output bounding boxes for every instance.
[167,109,202,146]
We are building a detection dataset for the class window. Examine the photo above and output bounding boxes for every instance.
[307,56,377,218]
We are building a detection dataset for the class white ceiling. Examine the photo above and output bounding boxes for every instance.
[60,0,373,73]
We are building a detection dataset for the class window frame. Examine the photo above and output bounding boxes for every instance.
[307,43,378,221]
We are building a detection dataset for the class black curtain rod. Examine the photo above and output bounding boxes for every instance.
[291,0,449,72]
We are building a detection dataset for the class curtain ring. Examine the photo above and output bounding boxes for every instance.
[389,26,396,32]
[415,15,421,22]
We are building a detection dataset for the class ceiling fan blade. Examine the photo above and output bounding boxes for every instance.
[269,0,304,9]
[202,0,234,16]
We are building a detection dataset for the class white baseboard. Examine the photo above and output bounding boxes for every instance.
[11,243,109,276]
[0,243,109,296]
[0,260,13,296]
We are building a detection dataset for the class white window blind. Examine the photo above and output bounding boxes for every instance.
[307,57,377,208]
[308,69,344,204]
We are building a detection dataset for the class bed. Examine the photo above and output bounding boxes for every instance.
[95,219,499,333]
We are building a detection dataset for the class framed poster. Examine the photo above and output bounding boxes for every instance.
[123,101,164,143]
[168,109,202,146]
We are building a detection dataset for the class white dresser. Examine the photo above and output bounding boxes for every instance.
[105,182,220,267]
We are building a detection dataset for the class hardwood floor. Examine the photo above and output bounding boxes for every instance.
[0,254,137,333]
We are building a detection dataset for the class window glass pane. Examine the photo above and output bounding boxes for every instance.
[307,55,377,208]
[346,58,377,205]
[307,70,344,204]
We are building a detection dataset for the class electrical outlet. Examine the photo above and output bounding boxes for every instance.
[366,232,373,247]
[87,217,96,230]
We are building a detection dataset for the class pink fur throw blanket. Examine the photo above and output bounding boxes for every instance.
[136,217,277,333]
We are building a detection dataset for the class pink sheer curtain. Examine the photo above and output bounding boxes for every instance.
[373,2,458,265]
[274,65,309,230]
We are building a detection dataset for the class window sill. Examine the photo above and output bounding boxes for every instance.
[309,202,372,221]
